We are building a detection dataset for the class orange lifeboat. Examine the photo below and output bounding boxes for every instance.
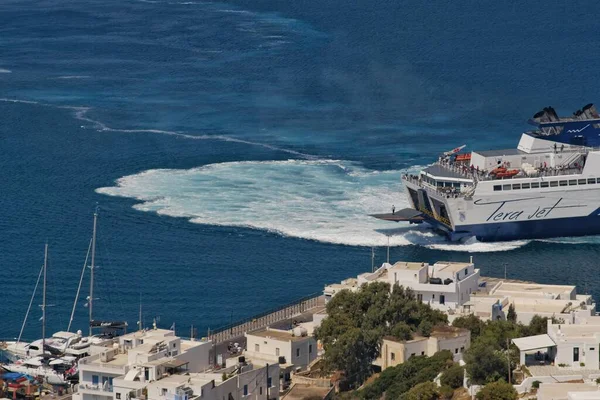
[496,169,519,178]
[455,153,471,162]
[491,167,507,175]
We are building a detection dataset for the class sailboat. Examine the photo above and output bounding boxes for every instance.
[2,244,77,385]
[2,210,127,363]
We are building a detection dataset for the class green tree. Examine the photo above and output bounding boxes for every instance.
[506,304,517,323]
[315,282,448,387]
[464,339,507,384]
[360,351,453,399]
[439,385,455,400]
[440,364,464,389]
[391,322,414,341]
[406,382,440,400]
[452,314,485,340]
[475,380,518,400]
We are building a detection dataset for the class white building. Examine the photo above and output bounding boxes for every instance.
[140,361,280,400]
[374,326,470,370]
[538,383,600,400]
[74,328,211,400]
[324,260,480,313]
[463,280,595,324]
[244,327,317,372]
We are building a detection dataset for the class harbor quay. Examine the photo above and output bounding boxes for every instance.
[3,257,600,400]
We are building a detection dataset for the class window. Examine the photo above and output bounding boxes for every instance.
[276,348,280,356]
[531,182,540,188]
[267,377,273,388]
[417,294,423,302]
[541,181,549,188]
[296,348,300,357]
[559,180,568,186]
[92,375,99,385]
[512,184,521,190]
[569,180,577,186]
[243,385,248,396]
[493,185,501,191]
[172,343,176,348]
[432,294,435,300]
[116,394,121,400]
[502,184,511,190]
[574,347,580,362]
[464,268,468,276]
[591,347,595,351]
[550,181,558,187]
[588,178,596,184]
[109,378,113,386]
[162,388,168,396]
[309,344,313,354]
[421,351,425,355]
[522,183,530,189]
[260,387,263,395]
[410,353,416,358]
[460,346,465,352]
[455,348,459,354]
[440,295,445,305]
[255,344,260,352]
[391,352,395,361]
[579,179,587,185]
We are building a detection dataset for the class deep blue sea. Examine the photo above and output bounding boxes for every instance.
[2,0,600,340]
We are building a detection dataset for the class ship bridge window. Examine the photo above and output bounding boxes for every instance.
[531,182,540,188]
[493,185,502,191]
[521,183,530,189]
[569,180,577,186]
[578,179,587,185]
[588,178,596,184]
[559,180,568,187]
[550,181,558,187]
[512,184,521,190]
[540,181,549,188]
[502,184,511,190]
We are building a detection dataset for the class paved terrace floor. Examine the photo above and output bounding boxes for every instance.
[528,365,600,379]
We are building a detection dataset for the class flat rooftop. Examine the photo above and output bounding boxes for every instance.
[390,261,426,271]
[433,262,473,274]
[492,281,575,296]
[249,329,308,342]
[89,352,129,367]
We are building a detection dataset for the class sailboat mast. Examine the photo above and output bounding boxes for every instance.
[89,209,98,337]
[42,242,48,355]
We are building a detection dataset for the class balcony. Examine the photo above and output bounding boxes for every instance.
[78,383,114,394]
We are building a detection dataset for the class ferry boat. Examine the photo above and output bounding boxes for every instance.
[374,103,600,242]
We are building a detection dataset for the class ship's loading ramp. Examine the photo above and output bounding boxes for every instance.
[370,208,425,223]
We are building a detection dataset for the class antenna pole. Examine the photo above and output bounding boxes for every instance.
[138,293,143,331]
[386,236,390,264]
[371,247,375,273]
[89,208,98,336]
[42,243,48,355]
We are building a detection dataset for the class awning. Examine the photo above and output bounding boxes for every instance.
[162,359,189,369]
[124,369,141,381]
[512,334,556,351]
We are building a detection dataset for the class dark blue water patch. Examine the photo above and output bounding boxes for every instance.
[3,0,600,341]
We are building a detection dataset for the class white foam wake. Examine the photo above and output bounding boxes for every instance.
[0,68,11,73]
[97,160,528,252]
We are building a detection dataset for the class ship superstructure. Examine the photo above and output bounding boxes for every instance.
[375,104,600,242]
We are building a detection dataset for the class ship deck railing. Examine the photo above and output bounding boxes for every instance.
[431,160,586,182]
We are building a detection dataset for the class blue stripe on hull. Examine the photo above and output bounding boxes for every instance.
[455,213,600,242]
